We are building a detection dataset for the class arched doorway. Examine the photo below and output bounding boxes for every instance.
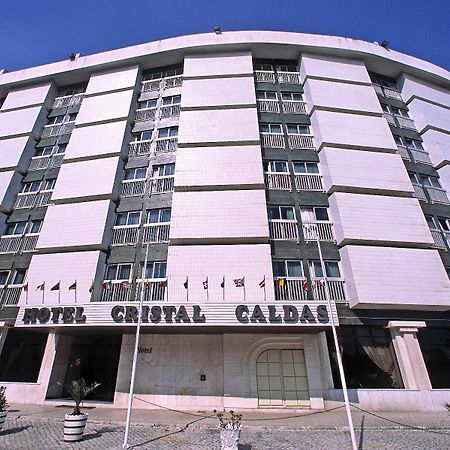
[256,349,309,407]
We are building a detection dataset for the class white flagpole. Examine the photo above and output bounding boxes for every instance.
[314,225,357,450]
[122,243,150,449]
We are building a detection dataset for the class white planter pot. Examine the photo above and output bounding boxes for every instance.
[220,427,241,450]
[63,413,88,442]
[0,410,7,431]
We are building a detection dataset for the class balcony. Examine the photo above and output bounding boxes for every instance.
[412,183,427,201]
[282,100,307,115]
[396,145,411,161]
[294,174,324,191]
[41,122,75,138]
[409,148,433,165]
[302,222,335,242]
[430,230,447,249]
[160,104,181,119]
[395,115,416,130]
[52,93,84,109]
[274,278,308,301]
[277,71,301,84]
[35,190,53,207]
[155,137,177,153]
[143,223,170,243]
[149,176,174,194]
[164,75,183,89]
[21,233,39,252]
[287,134,315,150]
[100,280,131,302]
[14,192,38,209]
[383,112,396,126]
[111,225,139,246]
[260,133,284,148]
[0,285,24,306]
[128,139,152,156]
[312,279,347,302]
[135,107,157,122]
[269,220,299,241]
[426,186,450,204]
[264,172,291,190]
[121,179,146,197]
[0,235,22,254]
[141,79,162,93]
[383,87,403,101]
[257,99,280,113]
[254,70,276,83]
[28,153,64,171]
[135,279,167,301]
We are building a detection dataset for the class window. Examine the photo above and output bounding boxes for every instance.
[259,123,282,133]
[408,172,420,184]
[162,95,181,105]
[124,167,147,180]
[21,181,41,193]
[425,215,438,230]
[29,220,42,234]
[276,65,298,72]
[157,126,178,138]
[5,222,27,235]
[132,130,153,142]
[0,270,9,285]
[254,63,273,71]
[105,263,132,280]
[309,261,341,278]
[114,211,141,226]
[300,207,329,222]
[12,269,26,285]
[281,92,303,101]
[263,161,288,173]
[165,67,183,77]
[272,260,303,278]
[391,107,410,118]
[49,115,64,125]
[143,261,167,279]
[54,144,66,154]
[35,146,54,157]
[437,218,450,232]
[381,104,391,113]
[256,91,277,100]
[268,206,295,220]
[393,135,403,146]
[152,163,175,177]
[420,175,442,189]
[293,162,319,174]
[147,208,171,224]
[138,98,157,109]
[287,124,310,135]
[42,179,56,190]
[404,138,424,151]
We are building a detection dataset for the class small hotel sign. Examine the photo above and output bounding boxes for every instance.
[16,302,338,327]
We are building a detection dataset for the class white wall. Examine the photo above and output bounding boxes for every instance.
[184,52,253,77]
[85,66,139,95]
[1,82,54,111]
[0,136,36,172]
[0,171,22,213]
[0,106,47,139]
[420,129,450,168]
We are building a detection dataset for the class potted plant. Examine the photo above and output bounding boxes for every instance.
[0,386,8,432]
[214,409,242,450]
[63,378,100,442]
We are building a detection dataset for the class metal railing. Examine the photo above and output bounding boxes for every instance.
[155,137,177,153]
[128,140,152,156]
[287,134,315,149]
[430,230,446,249]
[264,172,291,190]
[302,222,335,242]
[164,75,183,89]
[22,233,39,252]
[372,84,384,96]
[52,93,84,109]
[395,115,416,130]
[277,71,301,84]
[41,122,75,138]
[135,107,157,122]
[160,104,181,119]
[14,192,38,209]
[396,145,411,161]
[149,176,174,194]
[29,156,51,171]
[135,279,167,301]
[143,223,170,243]
[260,133,285,148]
[410,149,433,165]
[282,100,307,114]
[312,279,347,302]
[383,87,403,101]
[141,79,162,93]
[50,153,64,168]
[412,183,427,201]
[426,186,450,204]
[254,70,276,83]
[100,281,132,302]
[0,285,24,306]
[274,278,308,301]
[121,180,146,197]
[35,190,53,207]
[257,99,280,113]
[294,174,324,191]
[0,235,22,254]
[383,112,396,126]
[269,220,299,240]
[111,225,140,246]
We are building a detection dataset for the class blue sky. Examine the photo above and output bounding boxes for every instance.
[1,0,449,72]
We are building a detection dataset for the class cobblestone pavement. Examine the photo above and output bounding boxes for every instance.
[1,415,450,450]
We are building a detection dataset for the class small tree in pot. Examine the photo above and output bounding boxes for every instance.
[214,409,242,450]
[0,386,8,432]
[63,378,100,442]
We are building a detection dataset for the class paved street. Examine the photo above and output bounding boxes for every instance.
[0,404,449,449]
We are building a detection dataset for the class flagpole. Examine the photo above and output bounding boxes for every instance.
[314,226,357,450]
[42,283,45,305]
[263,276,266,302]
[75,280,77,304]
[122,242,150,449]
[243,278,246,302]
[58,281,61,303]
[206,278,209,302]
[222,276,225,302]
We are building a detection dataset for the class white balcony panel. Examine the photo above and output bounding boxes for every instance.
[178,108,259,145]
[0,136,36,171]
[340,246,450,310]
[111,225,139,246]
[265,173,291,190]
[0,171,22,213]
[269,221,299,240]
[22,251,106,305]
[310,110,397,152]
[170,190,269,241]
[329,193,434,247]
[76,90,134,125]
[184,52,253,77]
[407,97,450,134]
[258,99,280,113]
[294,174,324,191]
[167,244,274,303]
[52,157,120,202]
[438,165,450,194]
[421,129,450,169]
[64,120,128,160]
[426,186,450,204]
[121,180,145,197]
[85,66,139,95]
[182,77,256,108]
[36,200,114,251]
[320,147,413,195]
[400,74,450,107]
[1,82,54,111]
[300,53,371,84]
[175,146,264,188]
[143,223,170,243]
[0,106,47,139]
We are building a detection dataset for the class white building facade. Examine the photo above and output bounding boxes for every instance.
[0,31,449,411]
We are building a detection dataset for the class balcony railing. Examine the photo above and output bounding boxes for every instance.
[135,279,167,301]
[160,104,181,119]
[383,87,403,101]
[254,70,276,83]
[0,235,22,254]
[269,220,299,241]
[155,137,177,153]
[141,79,162,93]
[14,192,38,209]
[287,134,315,150]
[149,176,174,194]
[396,145,411,161]
[135,107,157,122]
[302,222,335,242]
[412,183,427,201]
[21,233,39,252]
[121,179,146,197]
[282,101,307,115]
[128,140,152,156]
[52,93,84,109]
[111,225,140,246]
[257,99,280,113]
[294,174,324,191]
[143,223,170,243]
[100,281,131,302]
[274,278,308,301]
[260,133,285,148]
[426,186,450,204]
[35,190,53,207]
[410,149,433,165]
[264,172,291,190]
[164,75,183,89]
[383,112,396,126]
[395,115,416,130]
[0,285,24,306]
[29,156,51,171]
[277,72,301,84]
[430,230,446,249]
[312,279,347,302]
[41,122,75,138]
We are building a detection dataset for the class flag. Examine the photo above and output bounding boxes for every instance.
[101,280,110,290]
[220,276,225,288]
[302,280,308,291]
[233,277,245,287]
[50,282,60,291]
[277,277,286,287]
[36,282,45,291]
[69,281,77,291]
[120,281,130,289]
[203,277,208,290]
[23,283,28,292]
[259,276,265,288]
[89,280,94,293]
[158,280,167,288]
[183,277,188,289]
[318,279,326,286]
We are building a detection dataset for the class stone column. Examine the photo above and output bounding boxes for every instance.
[388,321,431,390]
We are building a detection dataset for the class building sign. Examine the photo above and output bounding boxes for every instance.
[15,302,338,327]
